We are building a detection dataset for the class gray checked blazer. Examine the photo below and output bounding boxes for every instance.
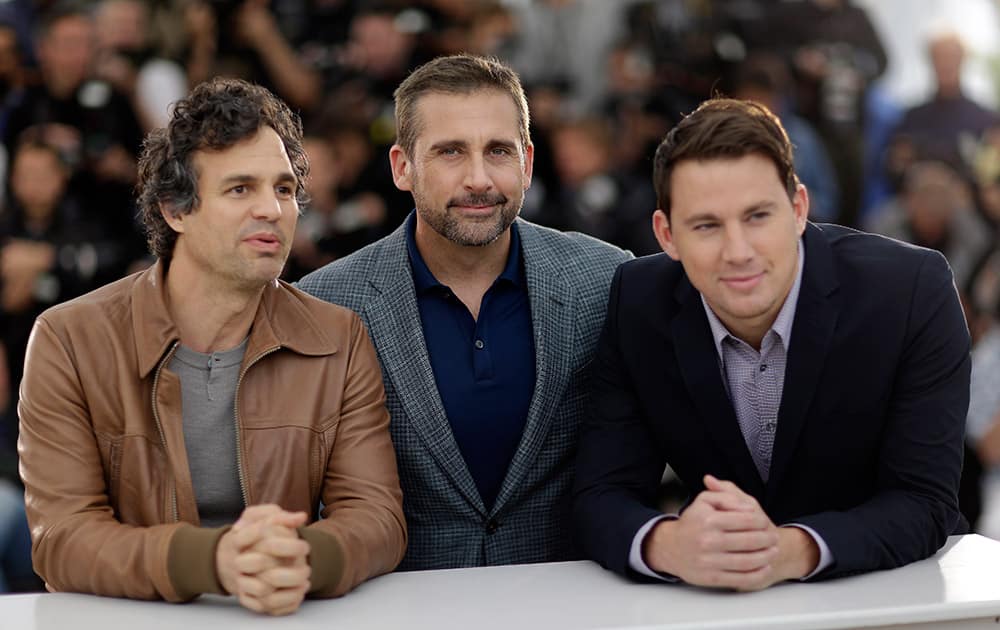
[297,216,631,570]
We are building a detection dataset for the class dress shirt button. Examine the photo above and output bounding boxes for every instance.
[474,339,485,350]
[485,519,499,534]
[759,364,767,372]
[766,422,775,431]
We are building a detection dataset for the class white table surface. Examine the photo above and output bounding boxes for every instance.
[3,534,1000,630]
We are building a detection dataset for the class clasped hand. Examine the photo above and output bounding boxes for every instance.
[215,504,312,615]
[643,475,817,591]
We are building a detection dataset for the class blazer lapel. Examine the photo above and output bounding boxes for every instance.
[766,224,841,504]
[362,226,485,513]
[491,221,575,514]
[670,278,766,498]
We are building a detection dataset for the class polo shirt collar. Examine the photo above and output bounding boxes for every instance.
[404,210,524,293]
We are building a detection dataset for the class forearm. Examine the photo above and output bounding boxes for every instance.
[308,318,406,598]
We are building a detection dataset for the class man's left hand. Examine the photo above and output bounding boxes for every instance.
[703,475,820,590]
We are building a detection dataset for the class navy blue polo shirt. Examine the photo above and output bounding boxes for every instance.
[405,213,536,510]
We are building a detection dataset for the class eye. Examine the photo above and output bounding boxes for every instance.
[490,146,512,156]
[228,184,247,196]
[276,184,296,198]
[692,223,718,232]
[748,211,770,222]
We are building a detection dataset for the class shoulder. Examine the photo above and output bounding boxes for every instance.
[295,234,401,305]
[815,223,951,282]
[517,219,632,271]
[276,280,364,331]
[38,269,141,332]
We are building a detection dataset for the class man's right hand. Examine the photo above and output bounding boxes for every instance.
[216,505,311,615]
[642,475,779,590]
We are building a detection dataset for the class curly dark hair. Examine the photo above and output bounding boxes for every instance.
[136,78,309,262]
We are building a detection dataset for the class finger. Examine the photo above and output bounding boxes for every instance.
[697,490,760,514]
[702,509,772,533]
[249,535,311,560]
[262,511,309,530]
[705,546,779,573]
[257,564,311,590]
[703,475,752,500]
[717,529,780,553]
[698,562,775,591]
[240,582,309,616]
[235,504,287,527]
[726,564,779,592]
[233,551,283,575]
[236,575,275,599]
[258,584,310,616]
[227,521,270,549]
[238,592,266,614]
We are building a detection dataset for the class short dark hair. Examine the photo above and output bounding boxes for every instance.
[136,78,308,261]
[652,98,798,220]
[393,53,530,159]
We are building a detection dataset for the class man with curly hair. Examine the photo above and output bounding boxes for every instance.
[17,78,406,614]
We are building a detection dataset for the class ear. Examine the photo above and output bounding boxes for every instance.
[389,144,413,192]
[652,209,680,260]
[160,202,185,234]
[792,183,809,236]
[522,142,534,189]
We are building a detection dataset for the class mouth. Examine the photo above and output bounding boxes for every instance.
[448,196,507,214]
[243,232,283,253]
[721,271,765,291]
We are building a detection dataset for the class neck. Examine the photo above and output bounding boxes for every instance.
[414,220,511,288]
[165,258,263,353]
[414,219,512,320]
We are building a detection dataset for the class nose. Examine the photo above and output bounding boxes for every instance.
[251,191,283,222]
[721,223,754,264]
[463,154,494,192]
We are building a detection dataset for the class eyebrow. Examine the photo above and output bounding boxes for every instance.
[681,201,777,226]
[426,138,520,153]
[219,172,297,188]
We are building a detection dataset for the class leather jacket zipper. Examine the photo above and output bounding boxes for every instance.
[151,342,181,522]
[233,346,281,508]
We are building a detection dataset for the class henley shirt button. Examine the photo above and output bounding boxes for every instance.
[475,339,485,350]
[485,519,499,534]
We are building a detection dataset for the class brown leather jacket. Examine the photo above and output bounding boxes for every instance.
[17,262,406,601]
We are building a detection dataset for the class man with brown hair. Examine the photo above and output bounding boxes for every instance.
[298,54,630,569]
[17,78,406,614]
[573,98,970,589]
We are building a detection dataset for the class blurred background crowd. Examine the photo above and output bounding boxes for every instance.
[2,0,1000,592]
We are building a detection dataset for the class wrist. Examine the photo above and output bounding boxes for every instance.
[776,527,820,581]
[642,519,678,575]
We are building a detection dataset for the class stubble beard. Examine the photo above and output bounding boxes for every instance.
[415,191,522,247]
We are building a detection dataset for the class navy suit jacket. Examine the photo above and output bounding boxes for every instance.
[573,223,970,579]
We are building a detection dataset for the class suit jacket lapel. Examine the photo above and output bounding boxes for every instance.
[766,224,840,504]
[363,225,485,513]
[670,278,766,498]
[492,221,575,514]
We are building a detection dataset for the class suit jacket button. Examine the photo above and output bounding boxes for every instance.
[486,519,499,534]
